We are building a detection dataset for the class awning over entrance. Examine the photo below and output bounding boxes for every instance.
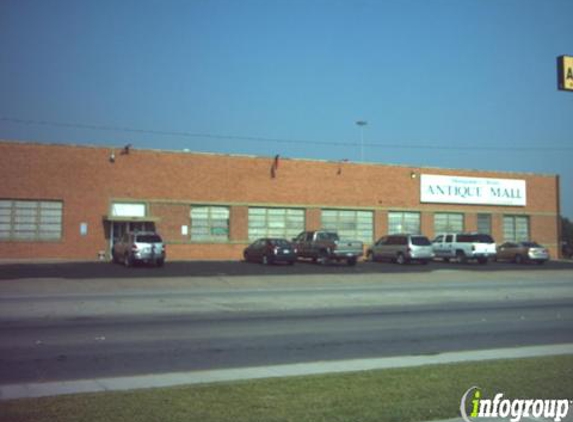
[103,215,161,223]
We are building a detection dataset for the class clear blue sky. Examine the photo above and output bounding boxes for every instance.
[1,0,572,217]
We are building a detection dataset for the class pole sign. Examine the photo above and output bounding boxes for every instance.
[420,174,526,206]
[557,55,573,92]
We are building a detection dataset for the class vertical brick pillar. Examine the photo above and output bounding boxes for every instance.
[230,205,248,242]
[374,210,387,240]
[422,212,434,239]
[492,214,504,243]
[466,213,478,233]
[306,208,322,231]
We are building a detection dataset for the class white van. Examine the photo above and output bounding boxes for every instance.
[432,233,496,264]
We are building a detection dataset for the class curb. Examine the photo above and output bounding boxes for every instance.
[2,343,572,401]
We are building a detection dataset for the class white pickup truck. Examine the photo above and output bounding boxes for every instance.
[432,233,496,264]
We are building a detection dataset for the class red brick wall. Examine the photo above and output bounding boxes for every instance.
[0,141,560,260]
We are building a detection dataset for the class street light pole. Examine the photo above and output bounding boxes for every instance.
[356,120,367,162]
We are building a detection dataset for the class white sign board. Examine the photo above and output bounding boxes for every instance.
[111,203,146,217]
[420,174,526,206]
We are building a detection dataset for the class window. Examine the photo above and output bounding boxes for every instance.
[503,215,529,242]
[477,214,492,235]
[190,206,230,242]
[434,213,464,233]
[388,212,421,235]
[0,200,63,241]
[456,234,495,243]
[321,209,373,243]
[248,208,304,240]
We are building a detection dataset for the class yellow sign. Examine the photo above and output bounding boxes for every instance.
[558,55,573,91]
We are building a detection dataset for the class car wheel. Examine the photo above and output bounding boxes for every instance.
[156,258,164,268]
[347,257,357,266]
[536,260,545,265]
[123,254,132,268]
[396,253,407,265]
[455,251,467,264]
[515,254,524,264]
[443,257,450,263]
[243,251,249,262]
[421,260,429,265]
[477,257,488,265]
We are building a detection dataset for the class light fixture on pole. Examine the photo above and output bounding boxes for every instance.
[355,120,367,162]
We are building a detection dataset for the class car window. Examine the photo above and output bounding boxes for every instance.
[269,239,289,246]
[457,234,494,243]
[411,236,431,246]
[136,234,162,243]
[376,237,386,245]
[475,234,495,243]
[432,235,443,243]
[445,235,453,242]
[521,242,540,247]
[399,237,408,245]
[318,232,339,241]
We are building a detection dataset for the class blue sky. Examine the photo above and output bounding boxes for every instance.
[1,0,572,217]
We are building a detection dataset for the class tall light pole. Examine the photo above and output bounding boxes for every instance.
[356,120,367,162]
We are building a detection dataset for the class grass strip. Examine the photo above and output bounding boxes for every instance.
[1,355,572,422]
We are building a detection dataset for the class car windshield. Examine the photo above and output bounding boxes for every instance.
[521,242,541,247]
[269,239,290,247]
[136,234,162,243]
[411,236,431,246]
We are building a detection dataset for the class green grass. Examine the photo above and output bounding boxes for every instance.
[1,356,572,422]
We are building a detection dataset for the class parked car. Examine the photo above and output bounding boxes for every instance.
[432,233,496,264]
[112,231,165,267]
[367,234,434,265]
[243,238,296,265]
[292,230,363,266]
[561,242,573,259]
[496,241,549,264]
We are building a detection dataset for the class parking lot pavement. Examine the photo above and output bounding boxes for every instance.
[1,259,573,280]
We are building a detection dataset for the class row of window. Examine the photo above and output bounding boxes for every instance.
[0,200,532,244]
[190,206,530,244]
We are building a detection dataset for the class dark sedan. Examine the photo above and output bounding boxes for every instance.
[243,238,297,265]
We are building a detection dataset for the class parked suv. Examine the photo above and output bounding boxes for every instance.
[432,233,496,264]
[367,234,434,265]
[112,231,165,267]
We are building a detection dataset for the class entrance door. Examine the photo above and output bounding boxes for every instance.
[110,221,156,256]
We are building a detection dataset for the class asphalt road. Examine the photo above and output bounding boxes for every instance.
[0,263,572,385]
[1,299,572,384]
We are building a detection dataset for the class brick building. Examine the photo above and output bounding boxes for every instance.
[0,140,561,260]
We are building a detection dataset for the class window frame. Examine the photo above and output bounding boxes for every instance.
[321,209,374,243]
[190,205,230,242]
[247,207,305,241]
[0,199,63,242]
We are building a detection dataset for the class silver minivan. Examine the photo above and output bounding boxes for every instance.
[367,234,434,265]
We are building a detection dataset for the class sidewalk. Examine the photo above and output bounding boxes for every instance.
[2,343,572,401]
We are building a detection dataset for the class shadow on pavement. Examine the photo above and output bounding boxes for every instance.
[1,259,572,280]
